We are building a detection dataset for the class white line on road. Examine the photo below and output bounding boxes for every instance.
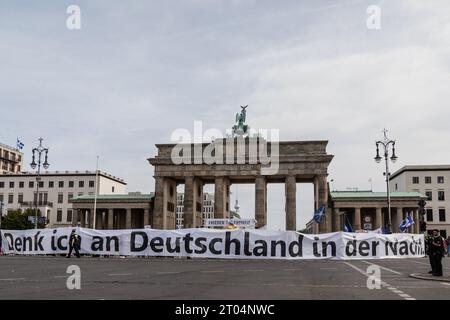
[342,262,416,300]
[320,268,337,270]
[201,270,225,273]
[282,268,302,271]
[243,269,264,272]
[442,283,450,286]
[156,271,180,275]
[0,278,25,281]
[108,273,133,276]
[361,261,402,275]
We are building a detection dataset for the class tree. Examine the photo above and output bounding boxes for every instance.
[1,208,46,230]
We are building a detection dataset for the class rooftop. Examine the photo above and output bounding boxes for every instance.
[331,191,424,199]
[0,142,23,153]
[0,170,126,184]
[331,191,425,199]
[71,193,154,202]
[390,165,450,180]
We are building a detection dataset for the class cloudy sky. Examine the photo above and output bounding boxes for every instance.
[2,0,450,229]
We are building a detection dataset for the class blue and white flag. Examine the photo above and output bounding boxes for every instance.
[313,205,326,223]
[399,214,414,233]
[16,139,24,150]
[343,221,353,233]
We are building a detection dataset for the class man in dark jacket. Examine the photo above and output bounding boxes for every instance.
[428,229,444,276]
[66,229,81,258]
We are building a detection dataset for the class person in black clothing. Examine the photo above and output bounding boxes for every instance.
[425,234,435,275]
[66,229,81,258]
[428,229,444,276]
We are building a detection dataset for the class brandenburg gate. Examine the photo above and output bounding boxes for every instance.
[148,107,334,232]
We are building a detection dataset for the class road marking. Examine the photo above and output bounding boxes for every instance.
[108,273,133,276]
[0,278,25,281]
[282,268,302,271]
[156,271,180,275]
[320,267,337,270]
[243,269,264,272]
[54,275,69,278]
[442,283,450,286]
[343,262,416,300]
[361,261,402,275]
[201,270,224,273]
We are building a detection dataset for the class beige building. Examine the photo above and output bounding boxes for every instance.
[390,165,450,238]
[176,193,215,229]
[0,171,126,227]
[0,142,23,174]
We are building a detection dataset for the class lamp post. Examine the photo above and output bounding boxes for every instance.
[374,129,398,233]
[30,138,49,229]
[0,201,4,229]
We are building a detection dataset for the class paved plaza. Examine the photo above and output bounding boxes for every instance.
[0,256,449,300]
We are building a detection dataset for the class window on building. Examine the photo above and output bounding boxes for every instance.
[0,182,4,188]
[58,181,64,188]
[57,210,62,222]
[438,191,445,201]
[68,193,73,200]
[79,181,84,188]
[112,186,115,193]
[38,181,44,188]
[412,177,419,184]
[49,181,54,188]
[19,181,24,188]
[89,180,95,188]
[0,194,3,202]
[426,209,433,222]
[395,183,398,191]
[69,181,74,188]
[67,210,72,222]
[18,193,23,204]
[437,176,445,184]
[439,209,446,222]
[29,181,34,188]
[9,181,14,188]
[8,194,13,204]
[425,176,432,184]
[440,230,448,239]
[425,191,432,201]
[58,193,63,204]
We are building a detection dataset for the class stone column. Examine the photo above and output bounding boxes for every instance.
[315,175,329,233]
[108,209,114,229]
[285,175,296,231]
[396,207,403,233]
[183,176,195,228]
[413,208,419,234]
[354,207,361,231]
[214,177,230,219]
[72,210,79,227]
[165,179,177,230]
[375,207,382,229]
[88,209,94,228]
[333,208,340,231]
[193,178,204,228]
[126,208,132,229]
[255,176,267,228]
[144,208,150,227]
[153,177,165,229]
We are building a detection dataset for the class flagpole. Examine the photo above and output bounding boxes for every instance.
[93,156,99,229]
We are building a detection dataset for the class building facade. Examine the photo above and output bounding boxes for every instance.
[70,193,153,229]
[0,142,23,174]
[390,165,450,238]
[176,193,215,229]
[0,171,126,228]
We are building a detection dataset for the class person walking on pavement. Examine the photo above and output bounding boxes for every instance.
[428,229,444,276]
[67,229,81,258]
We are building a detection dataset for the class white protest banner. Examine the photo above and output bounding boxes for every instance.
[0,227,425,260]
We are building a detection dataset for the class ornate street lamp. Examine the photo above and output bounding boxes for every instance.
[374,129,397,233]
[30,138,49,229]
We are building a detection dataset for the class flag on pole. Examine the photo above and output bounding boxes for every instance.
[399,213,414,232]
[313,205,326,223]
[16,139,24,150]
[343,215,353,232]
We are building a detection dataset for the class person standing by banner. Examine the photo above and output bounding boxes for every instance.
[66,229,81,258]
[429,229,444,276]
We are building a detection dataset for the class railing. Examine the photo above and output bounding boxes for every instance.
[19,201,53,208]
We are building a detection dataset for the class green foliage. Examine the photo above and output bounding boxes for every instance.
[1,208,46,230]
